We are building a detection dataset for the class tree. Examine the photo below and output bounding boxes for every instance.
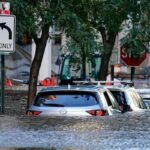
[63,25,101,79]
[9,0,94,108]
[70,0,150,80]
[8,0,150,108]
[121,0,150,55]
[9,0,68,108]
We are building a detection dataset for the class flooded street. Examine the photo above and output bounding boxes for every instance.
[0,87,150,150]
[1,112,150,150]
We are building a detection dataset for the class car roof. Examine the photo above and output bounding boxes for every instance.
[106,86,136,91]
[38,85,105,94]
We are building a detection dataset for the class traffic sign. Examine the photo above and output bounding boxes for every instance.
[0,15,16,53]
[0,2,10,15]
[120,47,147,67]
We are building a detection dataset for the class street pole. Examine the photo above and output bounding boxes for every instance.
[131,67,135,81]
[1,54,5,112]
[111,65,114,81]
[0,1,11,112]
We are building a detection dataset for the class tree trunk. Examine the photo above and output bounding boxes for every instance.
[99,34,116,80]
[81,50,86,79]
[27,27,49,109]
[99,52,112,80]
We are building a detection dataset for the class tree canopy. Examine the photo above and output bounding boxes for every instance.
[67,0,150,79]
[7,0,150,107]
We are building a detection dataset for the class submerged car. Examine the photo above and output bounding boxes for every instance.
[136,88,150,108]
[108,86,147,112]
[27,85,122,117]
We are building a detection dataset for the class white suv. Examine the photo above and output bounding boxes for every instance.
[108,86,147,112]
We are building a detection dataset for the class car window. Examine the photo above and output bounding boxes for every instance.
[103,91,112,106]
[109,90,127,106]
[34,91,98,107]
[128,91,146,109]
[107,91,119,109]
[103,91,118,109]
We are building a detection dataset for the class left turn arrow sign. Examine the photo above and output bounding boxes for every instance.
[0,22,12,39]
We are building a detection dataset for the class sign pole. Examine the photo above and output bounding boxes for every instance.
[0,2,12,112]
[1,54,5,112]
[130,67,135,81]
[111,65,114,81]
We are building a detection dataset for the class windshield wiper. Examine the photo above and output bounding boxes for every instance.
[42,103,65,107]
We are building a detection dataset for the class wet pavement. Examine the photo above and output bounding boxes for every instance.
[0,86,150,150]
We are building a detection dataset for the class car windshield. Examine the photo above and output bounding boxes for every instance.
[34,91,98,107]
[127,91,146,109]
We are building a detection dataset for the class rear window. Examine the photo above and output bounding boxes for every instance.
[34,91,98,107]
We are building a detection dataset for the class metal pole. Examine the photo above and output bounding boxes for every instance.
[111,65,114,81]
[131,67,135,81]
[1,54,5,113]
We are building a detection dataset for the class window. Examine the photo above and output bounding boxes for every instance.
[103,91,118,109]
[104,91,112,106]
[110,90,127,105]
[34,91,98,107]
[128,91,146,109]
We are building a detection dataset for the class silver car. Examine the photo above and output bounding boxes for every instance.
[27,85,121,117]
[136,88,150,108]
[108,86,147,112]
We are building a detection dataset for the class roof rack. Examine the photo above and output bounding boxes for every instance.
[73,80,134,87]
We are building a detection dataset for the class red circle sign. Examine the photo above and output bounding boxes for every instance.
[120,47,147,67]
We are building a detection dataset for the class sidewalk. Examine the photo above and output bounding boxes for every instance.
[5,84,45,93]
[5,84,28,91]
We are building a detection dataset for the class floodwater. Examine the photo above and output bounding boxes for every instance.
[0,87,150,150]
[0,111,150,150]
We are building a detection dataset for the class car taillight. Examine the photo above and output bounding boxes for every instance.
[26,110,42,116]
[86,109,106,116]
